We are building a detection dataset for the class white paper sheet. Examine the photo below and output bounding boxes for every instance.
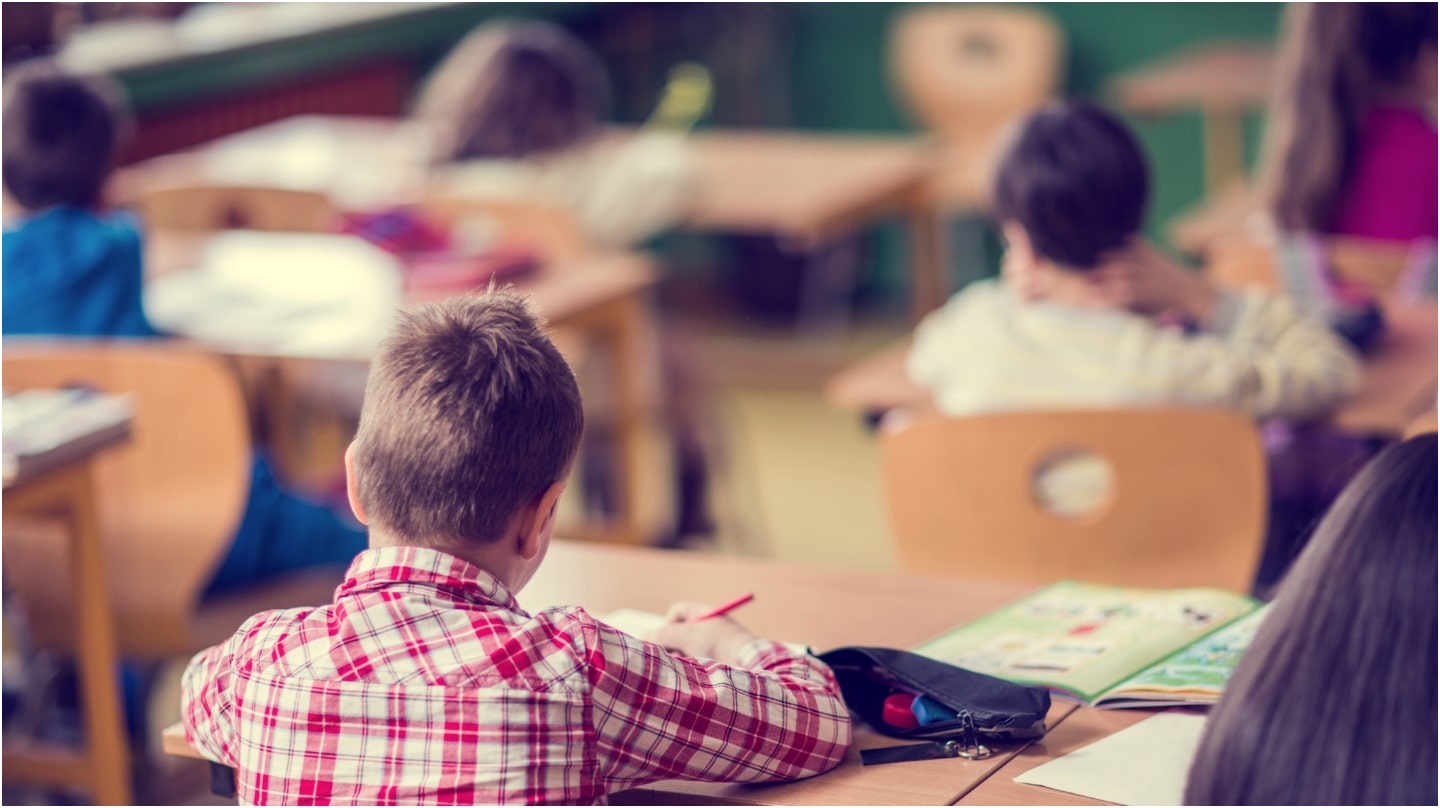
[600,608,667,639]
[1014,712,1207,806]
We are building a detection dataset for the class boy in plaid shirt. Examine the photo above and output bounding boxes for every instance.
[181,291,851,805]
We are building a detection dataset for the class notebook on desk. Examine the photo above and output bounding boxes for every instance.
[2,389,134,485]
[913,582,1268,709]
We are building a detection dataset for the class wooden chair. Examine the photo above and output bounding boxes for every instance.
[134,184,337,232]
[3,341,345,660]
[889,5,1065,211]
[879,408,1267,592]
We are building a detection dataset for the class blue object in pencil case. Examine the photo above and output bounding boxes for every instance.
[911,695,955,726]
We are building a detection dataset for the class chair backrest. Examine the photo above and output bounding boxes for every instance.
[879,408,1266,592]
[417,193,592,263]
[889,6,1064,151]
[3,341,251,657]
[135,184,337,232]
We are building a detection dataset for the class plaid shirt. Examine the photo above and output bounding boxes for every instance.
[182,546,851,805]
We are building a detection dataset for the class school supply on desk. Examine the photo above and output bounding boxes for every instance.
[694,592,754,620]
[2,389,134,484]
[818,646,1051,764]
[914,581,1268,708]
[1013,712,1206,805]
[340,208,541,292]
[144,231,403,359]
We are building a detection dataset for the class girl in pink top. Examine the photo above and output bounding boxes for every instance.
[1263,3,1437,243]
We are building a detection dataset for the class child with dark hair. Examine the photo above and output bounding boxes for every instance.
[1263,2,1437,242]
[182,291,851,804]
[416,20,694,249]
[2,60,155,337]
[1185,432,1437,806]
[1,60,366,598]
[907,101,1360,515]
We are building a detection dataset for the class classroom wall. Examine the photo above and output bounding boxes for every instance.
[778,2,1284,300]
[102,2,1285,306]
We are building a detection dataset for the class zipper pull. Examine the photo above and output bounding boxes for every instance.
[956,711,992,760]
[861,739,963,766]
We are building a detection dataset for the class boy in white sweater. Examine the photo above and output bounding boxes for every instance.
[907,102,1362,569]
[909,101,1360,424]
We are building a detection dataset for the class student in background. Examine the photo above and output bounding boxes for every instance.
[1,61,367,598]
[1185,432,1437,806]
[416,20,714,542]
[908,101,1359,424]
[1262,2,1437,243]
[415,20,695,250]
[906,102,1361,549]
[182,292,851,804]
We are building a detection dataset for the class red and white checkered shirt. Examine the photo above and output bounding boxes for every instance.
[182,546,852,805]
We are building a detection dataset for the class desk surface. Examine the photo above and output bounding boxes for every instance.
[956,706,1200,806]
[1110,41,1276,113]
[685,130,929,244]
[824,301,1438,440]
[165,538,1088,805]
[143,230,657,362]
[118,116,929,243]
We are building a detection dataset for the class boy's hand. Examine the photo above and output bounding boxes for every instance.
[648,601,762,664]
[1095,239,1218,325]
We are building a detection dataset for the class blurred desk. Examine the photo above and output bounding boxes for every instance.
[955,708,1173,806]
[824,304,1438,440]
[3,412,133,805]
[1110,42,1275,194]
[145,232,659,545]
[685,130,944,323]
[117,116,946,321]
[164,538,1076,805]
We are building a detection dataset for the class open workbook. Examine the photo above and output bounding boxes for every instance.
[913,581,1269,709]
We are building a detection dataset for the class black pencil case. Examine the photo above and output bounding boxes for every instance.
[818,646,1051,752]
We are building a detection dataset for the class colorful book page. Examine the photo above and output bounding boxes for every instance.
[912,581,1258,703]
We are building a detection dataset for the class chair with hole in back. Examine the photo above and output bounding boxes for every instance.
[888,5,1065,213]
[879,408,1267,592]
[2,340,347,662]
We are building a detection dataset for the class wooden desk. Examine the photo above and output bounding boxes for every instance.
[685,130,945,323]
[824,303,1438,440]
[3,417,133,805]
[1110,42,1275,194]
[956,707,1176,806]
[116,116,947,323]
[146,232,658,545]
[163,539,1080,805]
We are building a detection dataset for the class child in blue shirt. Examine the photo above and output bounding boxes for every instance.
[2,60,366,597]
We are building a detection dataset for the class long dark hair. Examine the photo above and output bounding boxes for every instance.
[416,21,609,164]
[1184,433,1438,805]
[1264,3,1438,232]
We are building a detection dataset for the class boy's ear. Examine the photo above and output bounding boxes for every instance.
[1001,221,1037,268]
[517,480,567,560]
[343,443,369,526]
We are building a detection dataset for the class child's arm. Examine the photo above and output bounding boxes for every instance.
[582,605,851,790]
[1097,239,1363,420]
[180,618,257,768]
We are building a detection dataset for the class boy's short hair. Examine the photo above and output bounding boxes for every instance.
[2,60,125,210]
[352,290,584,547]
[991,101,1149,270]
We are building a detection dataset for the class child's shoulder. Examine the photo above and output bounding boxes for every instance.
[5,205,140,245]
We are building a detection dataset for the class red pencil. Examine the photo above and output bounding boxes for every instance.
[693,592,755,621]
